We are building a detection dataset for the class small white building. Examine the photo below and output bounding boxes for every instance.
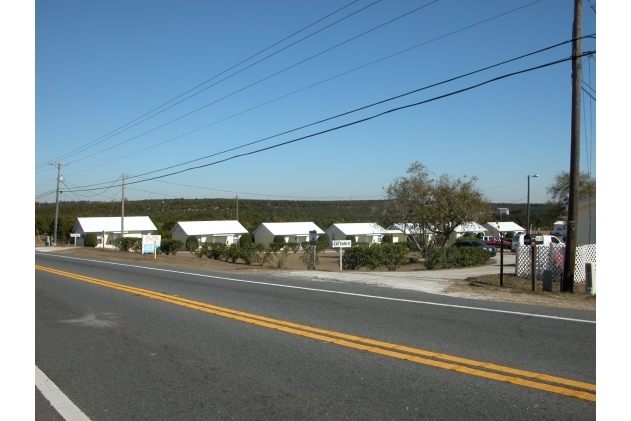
[388,223,434,244]
[170,220,249,250]
[72,216,157,247]
[551,221,567,238]
[483,221,525,237]
[452,222,487,239]
[252,222,324,248]
[577,197,596,244]
[325,223,394,244]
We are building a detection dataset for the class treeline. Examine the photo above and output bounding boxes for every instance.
[34,198,564,240]
[35,198,386,238]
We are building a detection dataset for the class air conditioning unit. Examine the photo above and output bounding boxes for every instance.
[585,262,596,295]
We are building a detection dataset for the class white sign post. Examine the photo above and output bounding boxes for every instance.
[331,240,352,270]
[69,233,80,246]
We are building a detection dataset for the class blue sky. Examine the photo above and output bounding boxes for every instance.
[33,0,597,205]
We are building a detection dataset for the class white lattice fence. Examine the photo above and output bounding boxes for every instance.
[515,244,596,282]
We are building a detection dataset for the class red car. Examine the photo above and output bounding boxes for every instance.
[482,236,512,250]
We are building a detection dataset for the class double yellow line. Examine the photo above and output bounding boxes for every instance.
[36,264,595,402]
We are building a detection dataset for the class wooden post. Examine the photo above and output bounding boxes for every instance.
[562,0,583,293]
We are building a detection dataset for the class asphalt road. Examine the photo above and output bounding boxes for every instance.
[35,252,595,420]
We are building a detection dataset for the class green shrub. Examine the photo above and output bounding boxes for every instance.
[240,244,256,265]
[424,246,490,269]
[207,242,226,260]
[504,232,514,239]
[273,235,286,243]
[239,233,253,247]
[84,233,97,247]
[269,242,285,252]
[225,244,241,263]
[345,235,356,246]
[160,239,183,255]
[299,245,319,269]
[186,236,199,252]
[195,243,209,258]
[286,242,300,253]
[382,234,393,243]
[318,233,330,245]
[113,237,142,252]
[273,248,289,268]
[342,244,371,270]
[380,243,408,271]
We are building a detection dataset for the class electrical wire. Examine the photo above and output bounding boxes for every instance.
[35,0,367,169]
[63,52,594,193]
[140,178,383,199]
[66,34,595,186]
[482,177,527,192]
[48,0,439,168]
[41,0,549,178]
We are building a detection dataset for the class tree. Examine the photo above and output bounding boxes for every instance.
[185,236,199,252]
[382,162,492,251]
[546,171,596,206]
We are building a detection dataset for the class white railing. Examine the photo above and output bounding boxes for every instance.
[515,244,596,283]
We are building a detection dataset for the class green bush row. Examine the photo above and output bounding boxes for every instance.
[160,239,184,255]
[424,247,490,269]
[342,243,408,271]
[113,237,142,252]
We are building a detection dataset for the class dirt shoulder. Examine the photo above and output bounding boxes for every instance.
[445,274,595,311]
[39,246,595,312]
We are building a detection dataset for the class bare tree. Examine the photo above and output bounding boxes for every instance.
[382,162,492,253]
[546,170,596,206]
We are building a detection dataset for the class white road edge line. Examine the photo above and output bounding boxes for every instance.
[37,253,596,324]
[35,365,91,421]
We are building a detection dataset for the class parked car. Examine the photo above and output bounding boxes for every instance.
[482,235,512,250]
[452,240,497,257]
[511,234,562,252]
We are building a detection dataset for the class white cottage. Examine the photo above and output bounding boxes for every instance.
[72,216,157,247]
[325,223,393,244]
[452,222,487,239]
[252,222,324,249]
[170,220,249,250]
[552,221,567,238]
[388,223,434,244]
[483,221,525,237]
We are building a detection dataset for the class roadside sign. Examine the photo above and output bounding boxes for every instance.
[331,240,352,248]
[142,234,162,254]
[309,230,318,246]
[69,233,81,238]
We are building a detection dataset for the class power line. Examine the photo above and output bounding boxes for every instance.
[65,34,594,188]
[64,52,594,194]
[482,176,527,192]
[39,0,549,178]
[35,0,368,169]
[48,0,439,168]
[141,179,383,200]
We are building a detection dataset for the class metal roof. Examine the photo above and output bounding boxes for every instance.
[454,222,487,233]
[253,222,324,236]
[74,216,157,233]
[326,223,386,235]
[484,221,525,232]
[171,220,248,236]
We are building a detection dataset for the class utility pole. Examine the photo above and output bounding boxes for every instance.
[562,0,583,293]
[236,195,238,221]
[49,162,69,246]
[121,173,125,239]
